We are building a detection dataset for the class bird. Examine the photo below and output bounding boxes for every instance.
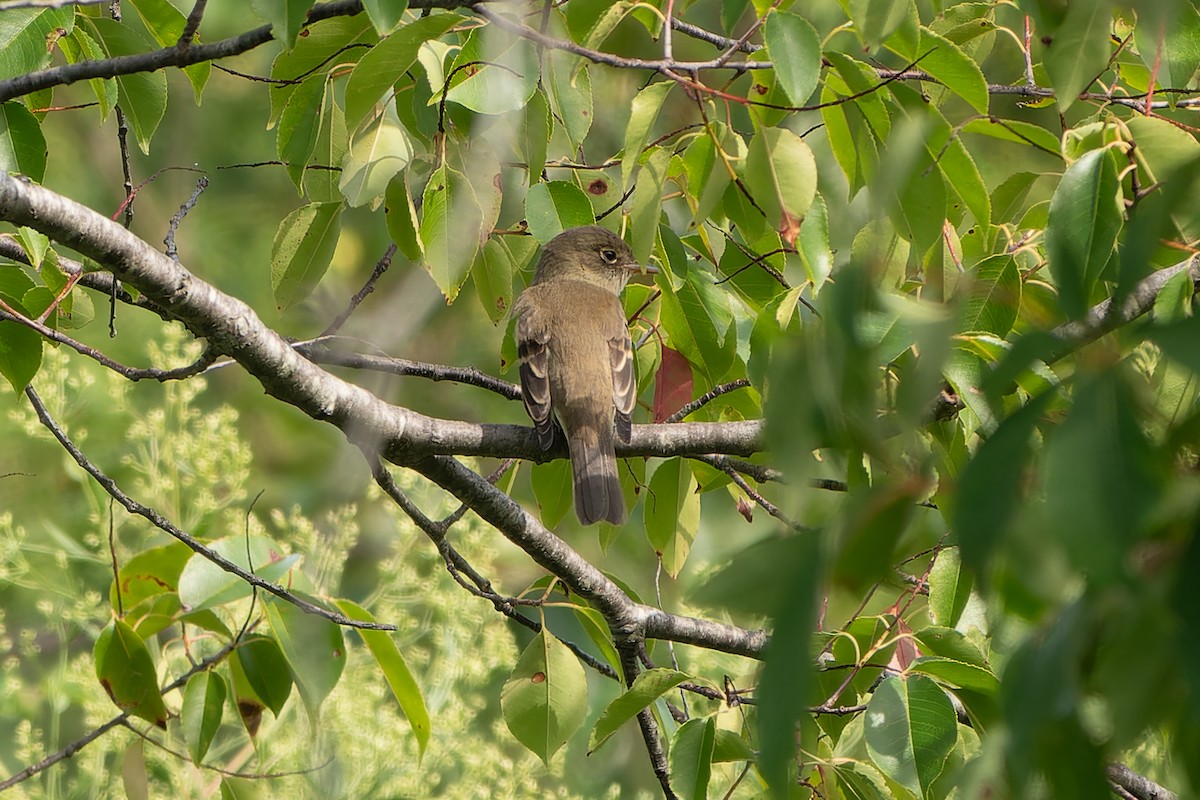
[512,226,643,525]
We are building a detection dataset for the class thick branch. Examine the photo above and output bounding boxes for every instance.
[0,174,766,660]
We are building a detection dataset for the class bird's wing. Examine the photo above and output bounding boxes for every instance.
[515,295,557,450]
[610,325,635,445]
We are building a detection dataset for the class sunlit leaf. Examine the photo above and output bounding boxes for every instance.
[94,618,169,728]
[590,668,689,753]
[181,671,226,764]
[501,631,588,764]
[864,674,957,797]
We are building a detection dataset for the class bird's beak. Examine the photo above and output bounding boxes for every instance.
[622,260,657,275]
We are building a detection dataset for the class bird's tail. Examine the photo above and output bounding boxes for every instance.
[569,426,625,525]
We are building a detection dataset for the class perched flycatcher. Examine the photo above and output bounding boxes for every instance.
[513,226,642,525]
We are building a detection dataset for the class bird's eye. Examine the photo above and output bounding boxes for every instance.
[600,248,619,264]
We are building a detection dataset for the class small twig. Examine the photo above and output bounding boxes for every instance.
[122,719,334,779]
[321,243,397,336]
[24,386,396,631]
[177,0,207,46]
[164,176,208,262]
[664,379,751,423]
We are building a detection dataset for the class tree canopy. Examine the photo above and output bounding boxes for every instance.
[1,0,1199,798]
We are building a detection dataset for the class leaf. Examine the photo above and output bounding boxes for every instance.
[547,51,594,150]
[962,117,1061,157]
[928,546,972,628]
[524,181,596,243]
[629,148,670,267]
[757,535,823,796]
[952,390,1052,575]
[177,535,300,611]
[276,74,327,192]
[334,598,431,759]
[253,0,315,49]
[128,0,210,102]
[344,13,464,131]
[82,19,167,154]
[361,0,409,35]
[0,101,46,181]
[653,346,693,422]
[800,194,833,293]
[743,126,818,234]
[961,254,1021,337]
[472,236,515,324]
[590,668,690,753]
[94,618,169,727]
[0,316,42,394]
[270,16,375,127]
[122,741,149,800]
[59,28,118,119]
[1043,0,1113,111]
[912,626,989,668]
[644,458,700,577]
[233,634,293,718]
[1045,148,1122,319]
[522,88,551,183]
[269,201,344,309]
[264,594,346,719]
[848,0,912,49]
[501,631,588,764]
[181,671,226,764]
[419,164,484,302]
[909,27,989,114]
[339,103,413,208]
[909,656,999,695]
[110,541,191,613]
[621,81,673,189]
[670,717,717,800]
[864,674,958,798]
[444,30,539,116]
[531,458,573,529]
[0,9,71,81]
[385,172,422,261]
[763,11,822,106]
[658,266,736,384]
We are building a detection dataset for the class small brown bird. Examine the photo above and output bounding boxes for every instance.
[513,226,642,525]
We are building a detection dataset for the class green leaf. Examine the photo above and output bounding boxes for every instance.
[110,541,191,612]
[385,172,422,261]
[864,674,957,798]
[547,51,594,150]
[712,729,756,762]
[420,164,483,302]
[644,458,700,577]
[952,390,1052,574]
[912,626,989,668]
[962,117,1061,157]
[122,741,149,800]
[444,30,538,115]
[525,181,596,243]
[501,631,588,765]
[177,535,301,611]
[181,671,226,764]
[264,594,346,719]
[0,316,42,394]
[847,0,912,49]
[276,74,327,192]
[531,458,573,529]
[83,19,167,154]
[928,546,972,628]
[670,717,716,800]
[909,656,999,695]
[270,201,343,310]
[0,101,46,181]
[0,9,71,81]
[59,29,118,119]
[800,194,834,293]
[590,668,690,753]
[1043,0,1113,111]
[758,535,823,796]
[763,11,822,106]
[1045,148,1122,319]
[233,635,293,718]
[94,618,169,727]
[909,27,989,113]
[270,16,375,127]
[743,126,818,234]
[1153,314,1200,375]
[361,0,408,35]
[521,88,551,183]
[344,13,464,132]
[621,81,673,189]
[128,0,210,102]
[339,103,412,208]
[334,598,431,759]
[472,236,515,324]
[629,149,670,267]
[658,262,736,384]
[253,0,315,49]
[303,85,347,203]
[961,254,1021,337]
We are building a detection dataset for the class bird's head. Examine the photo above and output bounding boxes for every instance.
[532,226,643,294]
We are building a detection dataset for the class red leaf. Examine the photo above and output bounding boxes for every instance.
[653,347,694,422]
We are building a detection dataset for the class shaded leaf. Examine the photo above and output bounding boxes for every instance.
[270,201,344,310]
[590,668,690,753]
[501,631,588,764]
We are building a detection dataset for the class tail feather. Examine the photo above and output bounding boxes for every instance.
[568,427,625,525]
